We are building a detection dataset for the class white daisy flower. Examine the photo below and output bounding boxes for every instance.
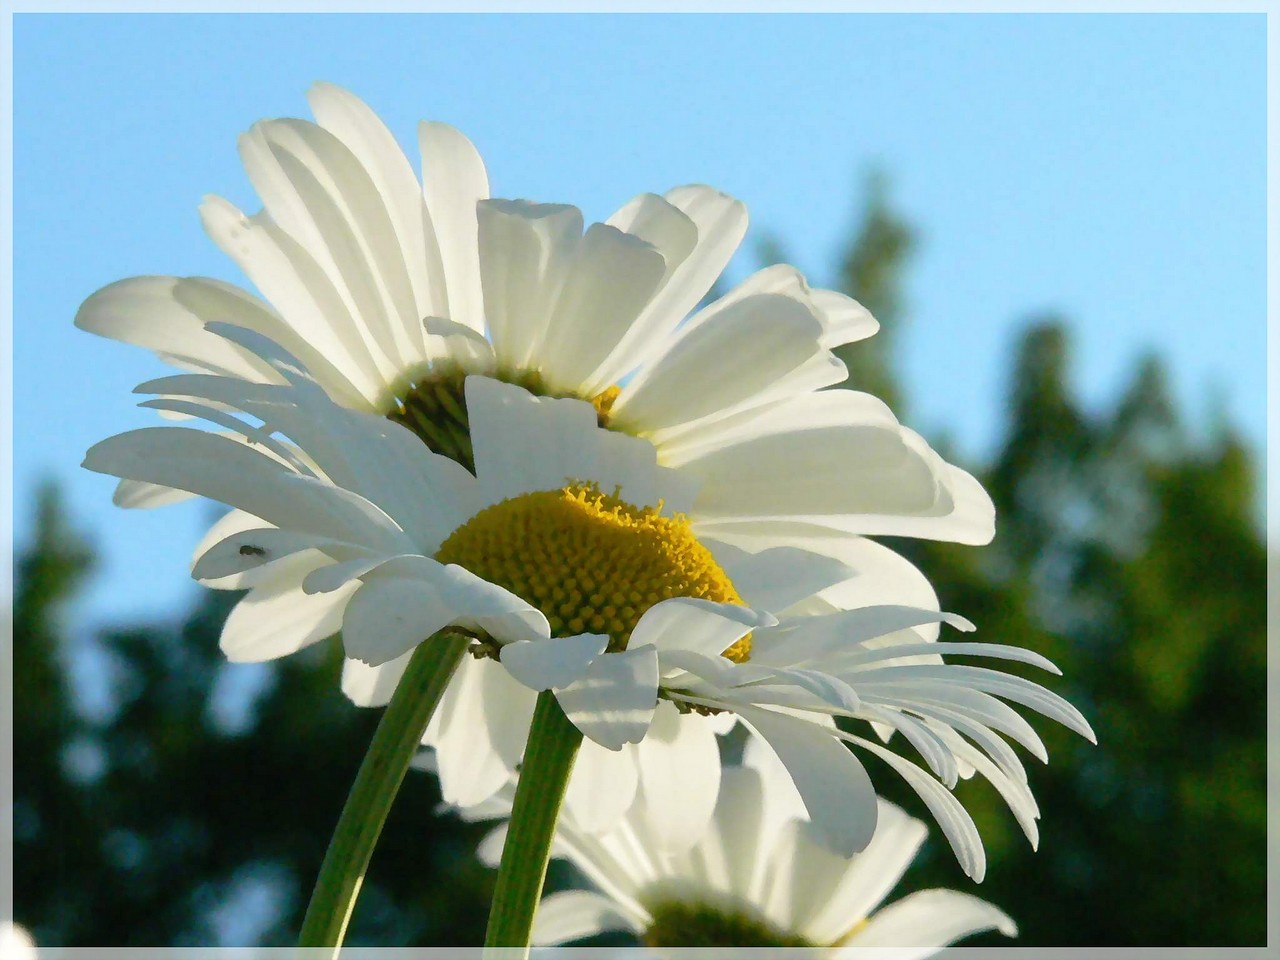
[83,327,1090,870]
[75,83,992,579]
[85,327,1090,870]
[79,328,869,854]
[466,739,1017,954]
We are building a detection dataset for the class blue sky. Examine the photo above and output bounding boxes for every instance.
[11,11,1267,635]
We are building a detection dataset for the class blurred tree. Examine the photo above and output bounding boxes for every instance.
[13,495,492,945]
[12,174,1265,947]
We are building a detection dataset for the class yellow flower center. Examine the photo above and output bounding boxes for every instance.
[434,483,750,659]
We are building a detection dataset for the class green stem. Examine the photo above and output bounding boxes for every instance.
[297,633,470,956]
[483,690,584,956]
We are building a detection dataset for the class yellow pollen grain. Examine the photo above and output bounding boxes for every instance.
[434,482,751,658]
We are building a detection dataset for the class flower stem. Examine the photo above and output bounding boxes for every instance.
[296,633,470,956]
[483,690,583,956]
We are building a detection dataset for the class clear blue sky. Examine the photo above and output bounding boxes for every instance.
[11,12,1267,636]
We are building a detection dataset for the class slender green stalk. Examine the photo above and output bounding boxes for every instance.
[297,633,470,956]
[483,690,584,956]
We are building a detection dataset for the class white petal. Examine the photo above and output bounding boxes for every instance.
[612,292,834,434]
[199,195,388,404]
[803,800,929,944]
[853,664,1095,743]
[564,739,641,834]
[635,702,722,853]
[308,83,450,325]
[341,650,412,707]
[340,559,542,665]
[848,889,1016,954]
[810,286,879,348]
[555,646,659,750]
[809,444,997,546]
[190,509,280,590]
[338,572,454,665]
[477,199,582,369]
[85,424,410,556]
[301,555,399,594]
[421,315,496,372]
[735,705,876,857]
[537,222,668,394]
[500,633,609,690]
[749,606,970,670]
[594,185,747,380]
[465,375,694,513]
[428,656,525,806]
[419,120,489,333]
[480,658,539,769]
[193,527,355,582]
[113,478,196,509]
[684,420,947,523]
[604,191,698,285]
[662,387,898,468]
[707,542,854,613]
[476,821,508,867]
[691,764,770,905]
[219,557,355,662]
[75,275,274,381]
[741,734,809,836]
[465,375,600,502]
[246,118,422,375]
[531,890,642,946]
[847,733,986,881]
[631,597,763,661]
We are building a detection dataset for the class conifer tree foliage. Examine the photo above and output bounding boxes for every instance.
[822,182,1264,945]
[12,178,1265,946]
[13,490,493,945]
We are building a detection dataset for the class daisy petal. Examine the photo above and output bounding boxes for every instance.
[587,185,747,385]
[537,222,668,394]
[341,651,412,707]
[564,739,641,834]
[612,293,832,434]
[500,633,609,691]
[707,542,854,613]
[308,82,449,325]
[74,276,274,381]
[735,705,876,857]
[683,419,945,522]
[419,120,489,333]
[340,572,462,665]
[478,199,582,370]
[219,556,354,662]
[849,733,986,881]
[846,889,1016,954]
[114,478,195,509]
[555,646,659,750]
[531,890,641,946]
[631,597,764,660]
[193,527,341,581]
[635,702,721,854]
[804,800,929,944]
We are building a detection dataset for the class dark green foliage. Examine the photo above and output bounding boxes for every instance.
[13,495,492,946]
[12,177,1265,946]
[821,181,1264,944]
